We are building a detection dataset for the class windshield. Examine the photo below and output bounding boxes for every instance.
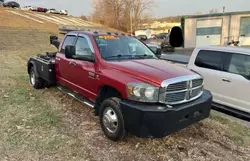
[148,46,158,53]
[94,35,157,60]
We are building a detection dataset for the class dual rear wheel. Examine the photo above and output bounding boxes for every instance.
[29,67,45,89]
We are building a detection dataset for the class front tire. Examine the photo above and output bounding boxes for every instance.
[99,97,126,141]
[29,67,44,89]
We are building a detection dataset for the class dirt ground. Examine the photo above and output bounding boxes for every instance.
[0,7,121,34]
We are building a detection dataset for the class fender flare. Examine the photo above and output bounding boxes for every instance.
[27,60,39,77]
[94,84,125,116]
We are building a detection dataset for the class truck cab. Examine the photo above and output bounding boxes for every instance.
[27,28,212,141]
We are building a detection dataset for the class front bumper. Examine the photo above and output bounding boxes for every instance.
[120,90,212,138]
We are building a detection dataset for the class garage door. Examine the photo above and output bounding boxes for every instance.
[196,19,222,47]
[239,17,250,46]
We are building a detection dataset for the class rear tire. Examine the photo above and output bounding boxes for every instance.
[99,97,126,141]
[29,67,44,89]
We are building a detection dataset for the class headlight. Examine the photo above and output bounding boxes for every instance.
[145,87,155,99]
[126,83,159,102]
[133,86,141,97]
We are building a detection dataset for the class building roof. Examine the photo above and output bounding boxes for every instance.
[196,46,250,55]
[183,10,250,19]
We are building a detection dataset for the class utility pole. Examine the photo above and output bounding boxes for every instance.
[130,0,134,35]
[130,10,132,34]
[130,7,134,34]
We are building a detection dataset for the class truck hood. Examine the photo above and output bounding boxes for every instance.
[107,59,195,85]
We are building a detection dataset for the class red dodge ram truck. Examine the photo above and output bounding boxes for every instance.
[27,27,212,141]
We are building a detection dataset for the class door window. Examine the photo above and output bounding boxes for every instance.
[75,37,93,56]
[195,50,226,71]
[227,53,250,80]
[61,35,76,53]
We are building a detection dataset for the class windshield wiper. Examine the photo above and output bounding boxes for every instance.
[104,54,156,60]
[104,54,134,60]
[134,54,155,59]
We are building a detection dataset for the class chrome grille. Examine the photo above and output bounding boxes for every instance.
[192,79,203,88]
[191,86,203,98]
[161,75,204,105]
[165,91,186,102]
[166,82,187,92]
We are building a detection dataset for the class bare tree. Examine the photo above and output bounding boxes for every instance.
[91,0,155,32]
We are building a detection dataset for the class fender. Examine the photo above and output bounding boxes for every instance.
[27,59,39,77]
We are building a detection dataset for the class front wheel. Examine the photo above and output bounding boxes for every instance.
[99,97,126,141]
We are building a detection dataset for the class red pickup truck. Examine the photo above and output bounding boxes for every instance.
[27,27,212,141]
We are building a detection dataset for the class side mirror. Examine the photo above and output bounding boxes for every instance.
[148,46,162,57]
[50,35,60,49]
[169,26,184,47]
[65,45,75,59]
[50,35,58,44]
[156,48,162,57]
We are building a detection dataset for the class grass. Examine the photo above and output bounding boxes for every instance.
[211,113,250,146]
[0,27,250,160]
[0,82,61,152]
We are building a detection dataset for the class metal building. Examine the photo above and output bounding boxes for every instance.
[181,11,250,48]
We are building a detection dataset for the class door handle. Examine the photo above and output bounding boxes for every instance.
[88,72,95,79]
[69,61,76,67]
[222,78,231,82]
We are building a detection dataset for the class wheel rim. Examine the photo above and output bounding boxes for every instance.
[30,71,35,85]
[103,107,118,133]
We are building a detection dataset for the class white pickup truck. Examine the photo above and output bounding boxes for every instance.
[165,46,250,121]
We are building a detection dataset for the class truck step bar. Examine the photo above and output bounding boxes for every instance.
[57,85,95,108]
[212,103,250,122]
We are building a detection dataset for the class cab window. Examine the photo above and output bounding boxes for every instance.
[61,35,76,53]
[75,36,93,56]
[195,50,226,71]
[227,53,250,79]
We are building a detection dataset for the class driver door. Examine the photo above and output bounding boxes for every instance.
[55,34,77,88]
[67,35,99,101]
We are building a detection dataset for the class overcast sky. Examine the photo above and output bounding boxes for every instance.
[16,0,250,17]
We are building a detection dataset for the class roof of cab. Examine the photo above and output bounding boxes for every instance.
[65,30,133,37]
[72,31,116,35]
[196,46,250,55]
